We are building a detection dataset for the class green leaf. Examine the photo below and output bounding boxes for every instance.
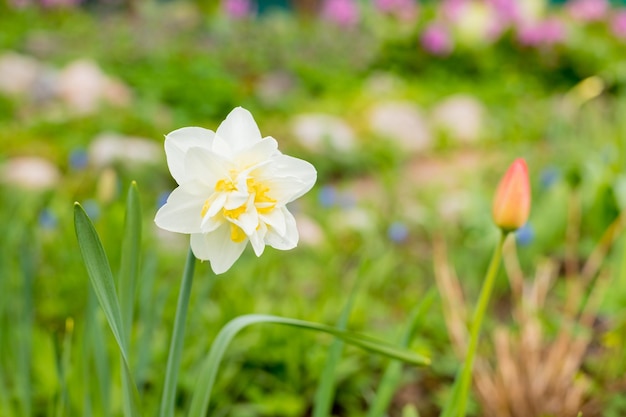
[74,203,142,417]
[119,181,142,346]
[312,275,361,417]
[187,314,431,417]
[367,289,436,417]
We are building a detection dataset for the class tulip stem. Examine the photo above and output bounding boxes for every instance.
[159,248,196,417]
[456,231,507,417]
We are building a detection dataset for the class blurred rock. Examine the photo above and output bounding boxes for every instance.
[290,113,356,152]
[1,156,61,190]
[438,191,471,222]
[0,52,43,97]
[295,214,325,246]
[255,71,297,106]
[431,94,486,143]
[89,133,161,167]
[363,72,405,96]
[369,101,432,152]
[57,59,132,114]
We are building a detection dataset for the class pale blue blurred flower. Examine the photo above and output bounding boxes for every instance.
[69,148,89,171]
[516,223,534,246]
[540,167,559,189]
[83,199,101,221]
[38,209,58,229]
[319,185,338,208]
[388,221,409,243]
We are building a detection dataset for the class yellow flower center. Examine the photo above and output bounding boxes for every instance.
[200,175,277,243]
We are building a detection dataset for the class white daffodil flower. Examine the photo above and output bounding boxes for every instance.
[155,107,317,274]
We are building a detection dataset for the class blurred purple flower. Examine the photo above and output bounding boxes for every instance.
[373,0,418,21]
[387,221,409,243]
[421,23,454,56]
[611,9,626,39]
[222,0,253,19]
[566,0,609,22]
[517,18,566,47]
[321,0,360,27]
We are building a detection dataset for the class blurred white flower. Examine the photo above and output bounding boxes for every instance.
[155,107,317,274]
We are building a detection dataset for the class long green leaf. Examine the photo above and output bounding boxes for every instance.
[74,203,141,417]
[159,248,196,417]
[187,314,431,417]
[119,181,142,345]
[118,183,142,417]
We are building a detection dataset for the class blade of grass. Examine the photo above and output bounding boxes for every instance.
[159,248,196,417]
[74,203,141,417]
[440,232,507,417]
[118,183,142,416]
[54,318,74,417]
[187,314,431,417]
[17,236,35,417]
[312,270,363,417]
[119,181,142,343]
[367,288,436,417]
[87,288,111,417]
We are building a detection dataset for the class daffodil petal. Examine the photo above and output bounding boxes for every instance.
[249,223,267,257]
[265,207,298,250]
[190,226,247,274]
[184,147,231,188]
[236,137,279,168]
[216,107,263,152]
[155,187,206,233]
[260,208,286,237]
[260,155,317,202]
[165,127,215,184]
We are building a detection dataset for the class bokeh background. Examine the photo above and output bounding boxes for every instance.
[3,0,626,416]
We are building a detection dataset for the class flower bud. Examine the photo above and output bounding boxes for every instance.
[492,158,531,232]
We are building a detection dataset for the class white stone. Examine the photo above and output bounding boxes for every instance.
[431,94,486,143]
[369,101,432,152]
[57,59,131,114]
[255,71,296,105]
[1,156,61,190]
[290,113,356,152]
[0,52,43,97]
[89,133,161,167]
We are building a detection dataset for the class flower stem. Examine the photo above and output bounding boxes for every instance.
[159,248,196,417]
[456,231,507,417]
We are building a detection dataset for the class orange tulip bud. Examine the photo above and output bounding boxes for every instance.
[492,158,531,232]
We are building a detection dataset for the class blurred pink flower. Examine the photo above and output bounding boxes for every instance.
[322,0,360,27]
[566,0,609,22]
[487,0,519,23]
[40,0,81,7]
[517,18,566,47]
[222,0,253,19]
[373,0,418,21]
[611,9,626,39]
[441,0,468,22]
[420,23,454,56]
